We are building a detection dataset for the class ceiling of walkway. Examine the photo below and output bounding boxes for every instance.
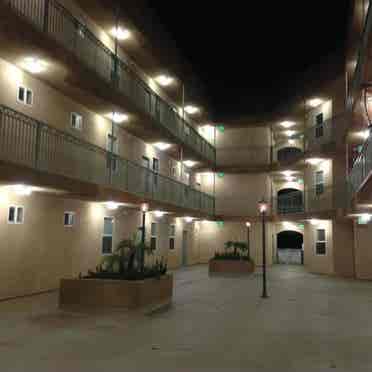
[145,0,351,121]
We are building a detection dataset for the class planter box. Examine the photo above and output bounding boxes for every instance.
[59,274,173,311]
[209,260,255,275]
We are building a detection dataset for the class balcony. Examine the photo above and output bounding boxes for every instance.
[0,104,215,215]
[349,133,372,196]
[1,0,216,164]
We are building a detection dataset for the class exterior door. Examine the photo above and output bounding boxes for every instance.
[182,230,188,266]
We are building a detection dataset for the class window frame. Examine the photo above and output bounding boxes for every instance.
[315,112,324,139]
[17,86,33,106]
[169,224,176,250]
[71,112,83,131]
[8,205,25,225]
[64,211,76,227]
[315,170,325,196]
[102,216,114,256]
[315,228,327,256]
[150,222,157,251]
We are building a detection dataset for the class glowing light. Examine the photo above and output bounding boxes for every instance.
[155,75,174,87]
[286,176,296,182]
[288,139,295,145]
[141,203,149,212]
[246,222,251,227]
[309,219,320,226]
[185,217,194,223]
[105,201,122,210]
[283,170,294,177]
[358,130,370,140]
[12,184,33,196]
[258,199,268,214]
[360,214,372,224]
[285,130,296,137]
[106,112,129,123]
[21,57,47,74]
[183,160,197,168]
[308,98,323,108]
[110,27,131,40]
[306,158,323,166]
[184,105,200,115]
[153,210,166,218]
[280,121,296,129]
[154,142,172,151]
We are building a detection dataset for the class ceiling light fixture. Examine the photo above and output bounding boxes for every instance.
[110,27,131,40]
[155,75,174,87]
[21,57,47,74]
[184,105,200,115]
[154,142,172,151]
[308,98,323,108]
[106,112,129,124]
[280,121,296,129]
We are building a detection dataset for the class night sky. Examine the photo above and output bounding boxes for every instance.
[145,1,351,121]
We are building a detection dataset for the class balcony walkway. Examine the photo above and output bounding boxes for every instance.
[1,265,372,371]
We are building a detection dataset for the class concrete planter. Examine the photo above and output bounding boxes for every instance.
[59,274,173,311]
[209,259,255,275]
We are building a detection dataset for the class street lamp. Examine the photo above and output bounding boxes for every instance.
[140,203,149,271]
[258,198,269,298]
[246,222,251,260]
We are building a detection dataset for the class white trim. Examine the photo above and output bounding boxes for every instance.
[315,228,327,256]
[63,211,76,227]
[8,205,25,225]
[102,216,114,256]
[70,112,83,131]
[17,86,33,106]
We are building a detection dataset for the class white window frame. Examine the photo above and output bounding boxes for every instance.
[64,211,76,227]
[71,112,83,131]
[17,86,33,106]
[169,224,176,250]
[8,205,25,225]
[151,222,157,251]
[315,228,327,256]
[102,216,114,256]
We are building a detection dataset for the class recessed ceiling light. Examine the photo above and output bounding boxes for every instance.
[110,27,131,40]
[21,57,47,74]
[155,75,174,87]
[104,201,124,210]
[184,105,200,115]
[306,158,323,165]
[184,217,194,223]
[106,112,129,123]
[183,160,197,168]
[308,98,323,108]
[13,184,33,196]
[153,210,166,218]
[154,142,172,151]
[280,121,296,129]
[285,130,296,137]
[288,139,295,145]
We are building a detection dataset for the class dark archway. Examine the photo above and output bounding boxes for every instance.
[277,231,304,265]
[277,147,303,163]
[277,188,304,214]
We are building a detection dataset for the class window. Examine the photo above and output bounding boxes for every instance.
[102,217,114,255]
[64,212,75,227]
[169,224,176,250]
[316,229,326,255]
[8,206,24,224]
[71,112,83,131]
[150,222,157,251]
[17,86,33,106]
[184,171,190,185]
[315,113,324,138]
[315,171,324,195]
[153,158,159,187]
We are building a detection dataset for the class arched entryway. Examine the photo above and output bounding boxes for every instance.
[277,147,303,163]
[277,188,304,214]
[277,231,304,265]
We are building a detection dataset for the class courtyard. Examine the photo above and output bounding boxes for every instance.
[0,265,372,371]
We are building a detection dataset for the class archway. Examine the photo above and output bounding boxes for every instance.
[277,188,304,214]
[277,231,304,265]
[277,147,303,163]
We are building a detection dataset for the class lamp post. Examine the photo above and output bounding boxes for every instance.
[140,203,149,271]
[258,198,269,298]
[246,222,251,260]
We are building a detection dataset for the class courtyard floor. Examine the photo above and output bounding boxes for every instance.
[1,265,372,371]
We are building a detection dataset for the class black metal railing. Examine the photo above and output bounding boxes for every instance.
[2,0,216,163]
[0,104,215,215]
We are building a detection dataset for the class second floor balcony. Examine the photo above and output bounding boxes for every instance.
[0,0,216,164]
[0,104,215,216]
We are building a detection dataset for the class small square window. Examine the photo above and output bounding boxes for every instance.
[26,89,33,105]
[8,206,24,224]
[316,229,326,255]
[169,237,175,250]
[71,112,83,131]
[64,212,75,227]
[17,86,33,106]
[17,87,25,102]
[315,171,324,195]
[315,113,324,138]
[169,224,176,237]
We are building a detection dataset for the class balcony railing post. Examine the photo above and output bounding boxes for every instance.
[34,122,42,169]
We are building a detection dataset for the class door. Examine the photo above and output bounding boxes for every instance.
[142,156,150,194]
[182,230,188,266]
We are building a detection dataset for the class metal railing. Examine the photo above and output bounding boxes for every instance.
[272,184,349,215]
[0,104,215,215]
[2,0,216,163]
[349,133,372,193]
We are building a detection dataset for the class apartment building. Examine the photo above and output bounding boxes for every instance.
[0,0,372,301]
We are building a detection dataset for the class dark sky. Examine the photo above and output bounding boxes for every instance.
[146,1,351,120]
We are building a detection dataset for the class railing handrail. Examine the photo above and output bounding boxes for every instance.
[3,0,215,162]
[0,104,215,206]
